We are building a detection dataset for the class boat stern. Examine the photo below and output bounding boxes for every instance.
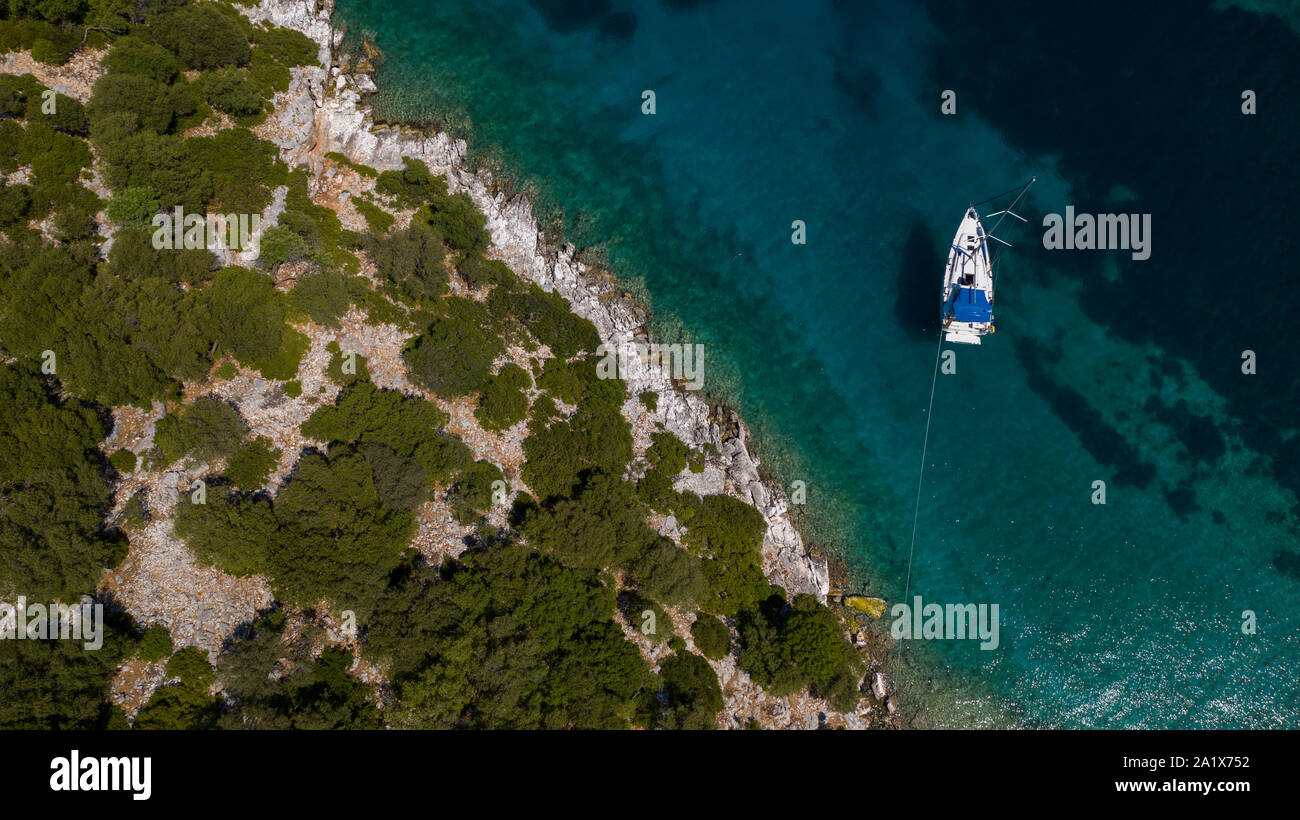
[944,324,986,344]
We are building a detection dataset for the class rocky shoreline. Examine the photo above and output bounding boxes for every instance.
[246,0,834,602]
[251,0,911,727]
[0,0,899,727]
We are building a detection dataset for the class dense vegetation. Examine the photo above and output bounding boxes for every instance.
[0,366,123,600]
[217,611,382,730]
[365,544,658,729]
[0,0,864,729]
[0,607,138,729]
[0,0,316,408]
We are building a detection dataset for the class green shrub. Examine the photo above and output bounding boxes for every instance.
[0,367,124,601]
[174,492,277,578]
[153,5,253,70]
[122,489,149,529]
[493,284,602,359]
[447,459,505,525]
[326,151,378,178]
[137,625,174,663]
[688,453,707,472]
[242,325,308,381]
[364,541,654,729]
[177,448,418,622]
[404,311,499,398]
[274,169,358,272]
[258,225,307,269]
[155,397,246,464]
[535,356,620,407]
[53,206,97,243]
[249,25,320,70]
[0,120,27,169]
[646,431,690,476]
[352,198,393,234]
[109,449,137,474]
[0,17,79,64]
[521,403,634,502]
[106,227,217,285]
[414,190,489,255]
[0,234,216,408]
[198,266,292,369]
[0,187,32,230]
[657,651,723,729]
[691,613,731,659]
[363,441,430,511]
[88,73,186,135]
[22,122,91,186]
[325,345,370,385]
[0,74,37,119]
[374,157,446,209]
[517,471,655,572]
[216,616,380,729]
[0,608,136,729]
[27,89,89,136]
[134,647,221,729]
[102,36,185,84]
[458,254,515,290]
[623,535,710,606]
[29,36,70,65]
[367,223,448,304]
[636,467,674,509]
[290,268,350,327]
[105,187,161,230]
[200,68,264,120]
[475,363,530,431]
[224,437,279,490]
[302,381,468,488]
[737,594,865,712]
[619,591,673,644]
[186,127,284,214]
[99,131,211,213]
[684,494,770,616]
[639,390,658,412]
[244,48,291,98]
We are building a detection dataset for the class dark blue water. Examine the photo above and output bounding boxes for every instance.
[333,0,1300,727]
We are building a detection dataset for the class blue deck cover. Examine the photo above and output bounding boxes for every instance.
[952,287,992,322]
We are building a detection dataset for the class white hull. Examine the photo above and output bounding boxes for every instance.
[941,207,995,344]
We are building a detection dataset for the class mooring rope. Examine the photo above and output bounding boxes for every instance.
[903,328,945,604]
[901,178,1033,605]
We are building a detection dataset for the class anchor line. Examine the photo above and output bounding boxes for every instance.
[901,179,1032,608]
[903,328,945,604]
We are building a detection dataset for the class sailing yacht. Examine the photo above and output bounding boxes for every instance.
[939,177,1035,345]
[941,206,995,344]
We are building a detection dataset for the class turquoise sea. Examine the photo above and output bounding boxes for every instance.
[333,0,1300,728]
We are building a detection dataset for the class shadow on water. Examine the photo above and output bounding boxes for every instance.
[1014,337,1157,489]
[528,0,612,31]
[895,217,941,338]
[599,11,637,39]
[661,0,722,11]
